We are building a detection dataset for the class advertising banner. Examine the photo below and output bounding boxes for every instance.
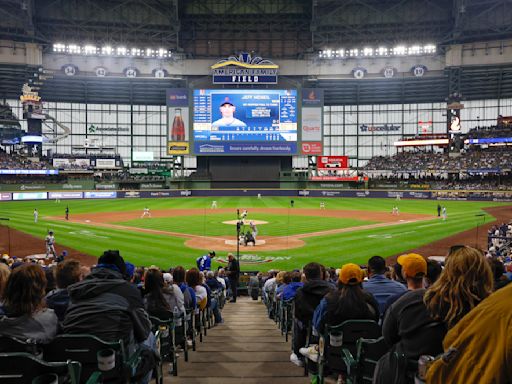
[95,159,117,169]
[301,108,322,141]
[13,192,48,200]
[48,192,83,199]
[95,183,118,190]
[301,142,323,155]
[122,191,141,198]
[168,141,189,155]
[194,142,296,155]
[0,169,58,175]
[0,193,12,201]
[302,88,324,107]
[132,151,154,162]
[310,176,360,181]
[52,158,91,168]
[167,89,190,155]
[140,183,164,189]
[149,191,172,198]
[317,156,349,169]
[84,191,117,199]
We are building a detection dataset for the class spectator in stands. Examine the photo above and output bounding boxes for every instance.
[226,253,240,303]
[488,258,510,290]
[374,254,446,383]
[186,268,208,311]
[63,250,152,354]
[143,268,185,317]
[0,264,58,343]
[424,246,493,329]
[275,271,289,299]
[291,262,335,367]
[426,283,512,384]
[362,255,407,316]
[0,263,10,303]
[204,271,223,324]
[45,259,82,321]
[425,259,443,288]
[311,263,379,335]
[263,270,278,302]
[282,270,303,301]
[215,269,227,293]
[173,266,196,310]
[205,270,222,292]
[382,253,427,313]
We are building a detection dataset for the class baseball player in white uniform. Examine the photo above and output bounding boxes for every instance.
[211,200,218,209]
[141,207,151,218]
[45,230,56,258]
[34,209,38,223]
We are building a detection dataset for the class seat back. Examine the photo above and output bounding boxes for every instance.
[356,337,389,383]
[321,320,381,373]
[43,334,135,384]
[0,336,42,356]
[0,352,81,384]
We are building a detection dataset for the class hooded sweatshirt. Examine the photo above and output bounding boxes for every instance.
[62,267,151,347]
[294,279,336,324]
[0,308,58,343]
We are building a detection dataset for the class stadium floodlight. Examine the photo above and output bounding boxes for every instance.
[67,44,80,54]
[349,48,359,57]
[363,47,373,56]
[101,46,113,55]
[146,48,153,57]
[393,46,407,55]
[335,49,344,58]
[84,45,97,55]
[376,47,388,56]
[408,45,421,55]
[53,43,66,52]
[117,47,127,56]
[158,48,167,58]
[424,44,436,54]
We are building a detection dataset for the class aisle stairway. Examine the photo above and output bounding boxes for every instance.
[167,296,309,383]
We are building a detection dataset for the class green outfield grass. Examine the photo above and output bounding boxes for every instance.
[0,197,507,271]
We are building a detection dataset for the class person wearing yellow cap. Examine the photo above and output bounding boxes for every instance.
[373,253,445,384]
[300,263,379,366]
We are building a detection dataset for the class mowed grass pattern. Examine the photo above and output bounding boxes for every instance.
[0,197,508,271]
[117,214,376,237]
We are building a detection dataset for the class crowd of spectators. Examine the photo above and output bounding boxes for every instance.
[364,147,512,172]
[260,247,512,383]
[0,250,240,383]
[466,125,512,139]
[0,148,53,170]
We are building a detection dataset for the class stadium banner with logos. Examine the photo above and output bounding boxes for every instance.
[52,158,91,168]
[167,89,190,155]
[12,192,48,200]
[0,182,94,191]
[317,156,349,169]
[301,88,323,155]
[0,192,12,200]
[211,53,278,84]
[95,159,117,169]
[48,192,83,199]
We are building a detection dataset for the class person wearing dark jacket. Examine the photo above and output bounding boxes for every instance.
[45,259,82,322]
[291,262,335,367]
[226,253,240,303]
[63,251,152,353]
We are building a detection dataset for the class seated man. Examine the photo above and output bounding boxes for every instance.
[46,259,82,321]
[63,250,155,382]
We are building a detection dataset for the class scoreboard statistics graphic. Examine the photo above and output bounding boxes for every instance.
[193,89,298,155]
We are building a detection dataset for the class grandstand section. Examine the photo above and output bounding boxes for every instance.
[1,1,512,383]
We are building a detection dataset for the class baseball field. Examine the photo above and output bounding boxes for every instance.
[0,197,509,271]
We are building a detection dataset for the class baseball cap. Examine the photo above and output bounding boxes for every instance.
[339,263,364,285]
[209,251,216,257]
[397,253,427,278]
[220,97,234,107]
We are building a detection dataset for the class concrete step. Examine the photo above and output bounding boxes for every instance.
[177,362,305,377]
[164,377,309,384]
[196,342,291,352]
[186,351,293,363]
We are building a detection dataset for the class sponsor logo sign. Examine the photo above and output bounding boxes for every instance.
[166,89,189,107]
[359,124,400,132]
[0,193,12,201]
[150,191,171,197]
[124,191,141,198]
[62,184,85,190]
[20,184,46,190]
[302,88,324,106]
[317,156,349,169]
[298,190,310,196]
[95,159,117,169]
[301,142,322,155]
[84,191,117,199]
[168,141,189,155]
[216,254,291,265]
[140,183,164,189]
[48,192,83,199]
[13,192,48,200]
[96,183,117,190]
[180,190,192,197]
[321,191,341,197]
[195,142,296,155]
[211,53,278,84]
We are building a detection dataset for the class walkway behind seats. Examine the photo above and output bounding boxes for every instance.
[167,296,309,383]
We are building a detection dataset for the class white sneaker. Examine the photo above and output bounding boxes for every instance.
[299,346,319,363]
[186,339,193,347]
[290,352,304,367]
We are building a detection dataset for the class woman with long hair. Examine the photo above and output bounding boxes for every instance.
[0,264,58,343]
[424,245,493,328]
[143,268,185,317]
[186,268,207,311]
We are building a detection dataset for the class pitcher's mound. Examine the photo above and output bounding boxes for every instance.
[223,220,268,225]
[225,239,267,246]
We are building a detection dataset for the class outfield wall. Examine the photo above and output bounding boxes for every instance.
[1,189,511,202]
